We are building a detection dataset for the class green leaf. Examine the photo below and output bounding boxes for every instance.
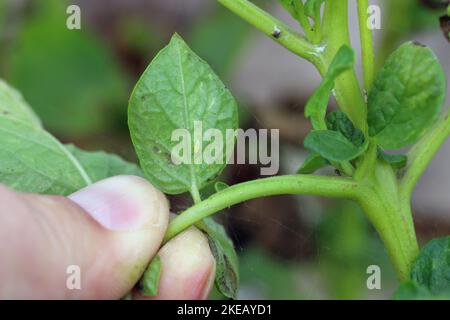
[129,34,238,195]
[304,130,366,162]
[139,255,162,297]
[367,42,446,149]
[377,150,408,169]
[196,217,239,299]
[0,114,144,195]
[304,0,325,19]
[0,79,41,127]
[0,80,143,195]
[326,111,365,147]
[214,181,230,192]
[8,0,127,135]
[64,145,144,182]
[0,115,92,195]
[392,280,450,300]
[411,236,450,294]
[305,45,355,130]
[297,152,329,174]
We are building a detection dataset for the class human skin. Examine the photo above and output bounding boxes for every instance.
[0,175,215,299]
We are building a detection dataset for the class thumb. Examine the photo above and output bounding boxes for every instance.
[0,175,169,299]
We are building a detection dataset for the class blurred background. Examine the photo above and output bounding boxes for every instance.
[0,0,449,299]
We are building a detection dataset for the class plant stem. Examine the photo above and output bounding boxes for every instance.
[401,110,450,197]
[359,162,419,281]
[217,0,327,73]
[356,0,375,93]
[294,0,315,40]
[164,175,360,242]
[322,0,367,133]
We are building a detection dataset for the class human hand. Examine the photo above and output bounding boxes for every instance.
[0,175,215,299]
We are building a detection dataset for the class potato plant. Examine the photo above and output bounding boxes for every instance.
[1,0,450,299]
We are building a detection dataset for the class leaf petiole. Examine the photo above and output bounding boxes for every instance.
[164,174,361,243]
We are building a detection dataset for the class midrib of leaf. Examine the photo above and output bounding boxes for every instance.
[0,115,93,187]
[175,39,200,198]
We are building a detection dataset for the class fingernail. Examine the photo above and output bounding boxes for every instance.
[68,175,168,231]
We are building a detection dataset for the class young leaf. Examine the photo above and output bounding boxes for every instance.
[297,152,329,174]
[305,45,355,129]
[326,111,365,147]
[129,34,238,195]
[196,217,239,299]
[411,236,450,294]
[139,255,162,297]
[377,150,408,169]
[367,42,446,149]
[304,130,366,162]
[0,79,41,127]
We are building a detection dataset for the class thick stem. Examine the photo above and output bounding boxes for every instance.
[164,175,360,242]
[358,162,419,281]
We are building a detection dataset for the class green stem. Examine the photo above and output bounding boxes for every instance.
[164,175,360,242]
[358,162,419,281]
[294,0,315,40]
[190,186,202,204]
[354,140,377,180]
[322,0,367,133]
[217,0,325,69]
[356,0,375,93]
[401,110,450,197]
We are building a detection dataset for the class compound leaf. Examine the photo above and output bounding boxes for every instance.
[367,42,446,149]
[129,34,238,195]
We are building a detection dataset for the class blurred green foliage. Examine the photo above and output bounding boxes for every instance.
[239,247,304,299]
[4,0,127,135]
[188,7,250,79]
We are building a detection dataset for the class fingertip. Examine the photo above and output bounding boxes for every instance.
[134,226,215,300]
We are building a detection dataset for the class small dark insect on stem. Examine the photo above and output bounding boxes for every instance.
[272,26,282,39]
